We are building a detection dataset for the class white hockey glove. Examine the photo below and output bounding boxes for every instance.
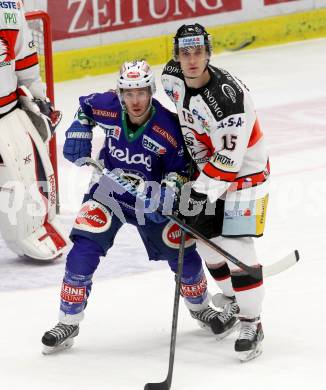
[161,172,188,195]
[18,86,62,143]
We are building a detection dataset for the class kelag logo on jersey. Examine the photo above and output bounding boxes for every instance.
[142,135,166,156]
[107,138,152,171]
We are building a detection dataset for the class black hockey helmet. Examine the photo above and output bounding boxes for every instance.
[173,23,212,60]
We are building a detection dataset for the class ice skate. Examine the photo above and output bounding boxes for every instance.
[190,298,239,339]
[42,323,79,355]
[235,317,264,362]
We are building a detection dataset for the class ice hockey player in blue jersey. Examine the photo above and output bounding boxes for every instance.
[41,60,239,354]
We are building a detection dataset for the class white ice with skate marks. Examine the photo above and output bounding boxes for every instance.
[1,38,326,389]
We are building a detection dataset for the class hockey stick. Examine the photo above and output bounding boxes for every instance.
[167,214,299,278]
[77,158,300,278]
[225,36,256,52]
[93,168,262,278]
[76,158,187,389]
[144,230,186,390]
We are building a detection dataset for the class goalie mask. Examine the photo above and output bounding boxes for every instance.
[173,23,212,61]
[117,60,156,110]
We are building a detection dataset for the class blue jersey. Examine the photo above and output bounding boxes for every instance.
[68,91,188,212]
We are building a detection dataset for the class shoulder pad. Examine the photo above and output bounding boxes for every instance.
[201,66,245,120]
[79,91,121,121]
[152,98,180,126]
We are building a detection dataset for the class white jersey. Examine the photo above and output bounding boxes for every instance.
[0,0,43,115]
[161,60,269,200]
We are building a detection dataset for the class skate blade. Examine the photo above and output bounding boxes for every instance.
[215,320,240,340]
[42,338,74,355]
[238,344,263,362]
[196,320,211,333]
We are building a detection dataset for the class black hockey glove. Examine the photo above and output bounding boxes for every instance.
[183,188,207,226]
[181,188,223,239]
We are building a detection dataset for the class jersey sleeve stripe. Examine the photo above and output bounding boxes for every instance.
[229,160,270,191]
[0,91,18,107]
[15,53,39,71]
[247,119,263,148]
[203,162,237,181]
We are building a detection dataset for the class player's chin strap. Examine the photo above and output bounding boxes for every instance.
[75,157,300,279]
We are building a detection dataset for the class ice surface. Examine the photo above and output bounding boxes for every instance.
[1,39,326,389]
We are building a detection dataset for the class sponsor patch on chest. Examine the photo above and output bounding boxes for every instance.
[105,125,121,140]
[142,134,166,155]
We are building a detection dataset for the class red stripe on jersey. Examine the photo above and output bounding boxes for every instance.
[233,280,263,292]
[247,119,263,148]
[203,162,237,181]
[15,53,39,71]
[0,91,18,107]
[229,160,270,191]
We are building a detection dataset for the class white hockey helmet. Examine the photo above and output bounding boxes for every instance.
[117,60,156,96]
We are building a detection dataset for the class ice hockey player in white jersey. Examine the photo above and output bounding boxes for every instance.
[162,23,270,361]
[0,1,67,260]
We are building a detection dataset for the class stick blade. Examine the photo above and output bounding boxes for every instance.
[144,380,170,390]
[294,249,300,262]
[263,250,299,278]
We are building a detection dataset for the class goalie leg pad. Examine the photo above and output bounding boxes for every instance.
[0,109,68,260]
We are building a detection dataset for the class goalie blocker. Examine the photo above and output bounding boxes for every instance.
[0,109,68,260]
